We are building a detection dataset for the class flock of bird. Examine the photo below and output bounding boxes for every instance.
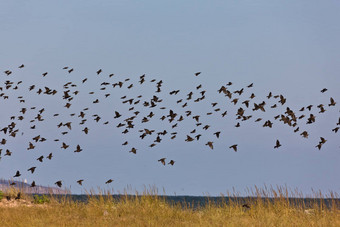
[0,64,339,189]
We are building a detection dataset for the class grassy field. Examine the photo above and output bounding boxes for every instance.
[0,186,339,226]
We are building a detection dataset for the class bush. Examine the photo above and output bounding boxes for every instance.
[0,190,3,200]
[33,195,50,204]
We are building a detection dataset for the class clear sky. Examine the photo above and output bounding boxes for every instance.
[0,1,339,196]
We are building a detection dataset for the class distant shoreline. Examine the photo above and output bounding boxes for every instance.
[31,194,339,209]
[0,179,69,194]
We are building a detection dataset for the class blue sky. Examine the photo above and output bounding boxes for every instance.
[0,1,339,196]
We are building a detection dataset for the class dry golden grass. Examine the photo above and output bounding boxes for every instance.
[0,185,339,226]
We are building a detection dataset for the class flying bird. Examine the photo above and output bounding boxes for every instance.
[47,153,53,160]
[274,140,281,149]
[82,127,89,134]
[28,167,36,174]
[105,179,113,184]
[74,145,82,153]
[55,181,62,188]
[329,97,336,106]
[185,135,194,142]
[129,147,137,154]
[229,144,238,152]
[205,141,214,150]
[114,111,122,118]
[37,156,44,162]
[61,142,69,149]
[13,171,21,177]
[158,158,166,165]
[213,131,221,139]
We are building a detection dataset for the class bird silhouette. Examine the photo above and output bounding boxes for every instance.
[74,145,82,153]
[13,171,21,177]
[114,111,122,118]
[206,141,214,150]
[37,156,44,162]
[28,167,36,174]
[158,158,166,165]
[5,149,12,156]
[300,131,309,138]
[61,142,69,149]
[82,127,89,134]
[46,153,53,160]
[229,144,238,152]
[55,181,62,188]
[129,147,137,154]
[105,179,113,184]
[329,97,336,106]
[274,140,281,149]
